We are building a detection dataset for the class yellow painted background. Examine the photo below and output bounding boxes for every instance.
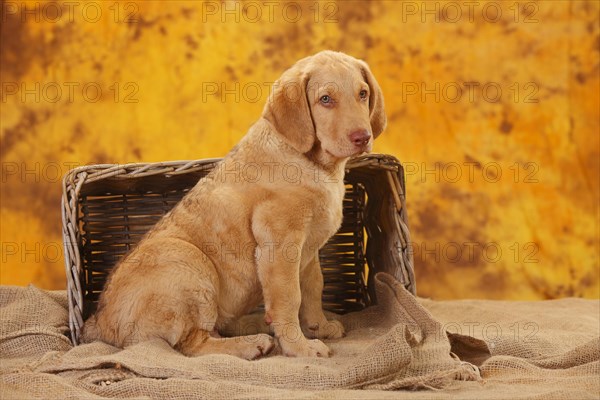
[1,0,598,299]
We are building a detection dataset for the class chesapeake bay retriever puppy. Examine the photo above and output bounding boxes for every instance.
[82,50,386,359]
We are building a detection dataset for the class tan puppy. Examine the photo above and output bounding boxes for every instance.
[82,50,386,359]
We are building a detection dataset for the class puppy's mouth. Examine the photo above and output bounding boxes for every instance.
[346,140,372,157]
[353,141,373,154]
[328,143,372,159]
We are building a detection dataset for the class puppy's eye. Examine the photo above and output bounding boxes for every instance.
[320,95,331,104]
[359,89,368,99]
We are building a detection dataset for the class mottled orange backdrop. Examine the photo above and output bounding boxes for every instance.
[1,0,598,299]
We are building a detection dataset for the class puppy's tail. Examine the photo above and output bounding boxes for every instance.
[80,315,99,343]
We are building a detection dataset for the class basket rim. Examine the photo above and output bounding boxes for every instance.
[61,154,404,185]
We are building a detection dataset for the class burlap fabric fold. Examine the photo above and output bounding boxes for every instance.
[1,273,598,399]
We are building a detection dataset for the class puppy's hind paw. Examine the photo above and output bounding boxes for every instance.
[247,334,275,360]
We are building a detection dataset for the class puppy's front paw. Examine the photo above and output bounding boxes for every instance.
[281,338,332,358]
[305,320,345,339]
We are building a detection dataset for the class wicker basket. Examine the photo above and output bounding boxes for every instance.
[61,153,415,345]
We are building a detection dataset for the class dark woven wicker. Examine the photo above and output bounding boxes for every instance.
[62,154,414,345]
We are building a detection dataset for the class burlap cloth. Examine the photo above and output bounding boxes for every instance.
[1,273,598,399]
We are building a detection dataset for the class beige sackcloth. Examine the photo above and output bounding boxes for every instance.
[1,273,598,399]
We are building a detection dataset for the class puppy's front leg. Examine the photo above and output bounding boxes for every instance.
[255,234,332,357]
[300,256,345,339]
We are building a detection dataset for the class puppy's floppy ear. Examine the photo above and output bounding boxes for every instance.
[358,61,387,137]
[263,70,315,154]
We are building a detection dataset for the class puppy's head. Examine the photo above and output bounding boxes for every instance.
[263,51,386,162]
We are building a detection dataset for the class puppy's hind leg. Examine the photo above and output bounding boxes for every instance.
[218,312,272,337]
[177,327,275,360]
[128,239,274,360]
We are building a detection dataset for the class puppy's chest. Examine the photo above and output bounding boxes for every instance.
[306,185,345,245]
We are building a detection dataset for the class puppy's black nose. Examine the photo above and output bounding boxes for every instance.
[350,129,371,147]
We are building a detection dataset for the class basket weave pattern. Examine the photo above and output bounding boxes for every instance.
[62,154,414,345]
